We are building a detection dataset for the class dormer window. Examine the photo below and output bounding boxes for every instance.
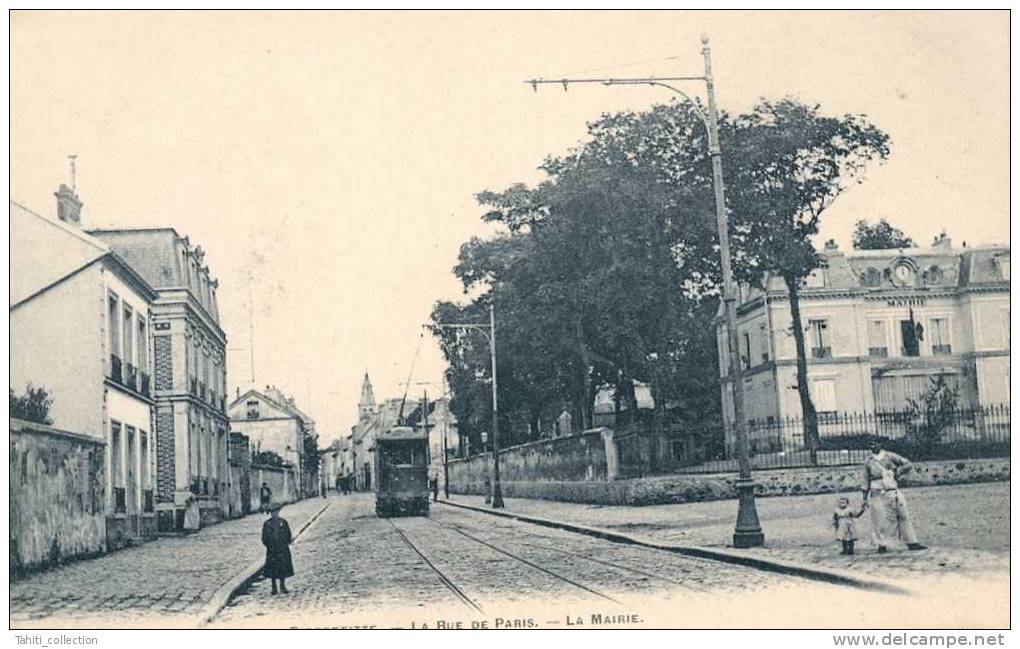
[860,267,882,287]
[803,269,825,289]
[995,254,1010,281]
[247,400,260,419]
[923,266,943,285]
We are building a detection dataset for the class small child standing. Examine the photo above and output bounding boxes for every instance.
[833,495,867,555]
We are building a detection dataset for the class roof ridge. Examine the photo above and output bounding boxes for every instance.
[10,198,110,255]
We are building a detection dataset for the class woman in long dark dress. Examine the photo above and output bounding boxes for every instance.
[261,504,294,594]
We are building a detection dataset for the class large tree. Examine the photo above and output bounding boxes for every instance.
[725,100,890,452]
[434,97,888,460]
[852,218,915,250]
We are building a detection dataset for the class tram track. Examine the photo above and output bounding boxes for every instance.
[385,517,485,615]
[422,516,625,605]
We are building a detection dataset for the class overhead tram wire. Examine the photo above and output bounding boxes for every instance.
[396,330,426,424]
[549,54,684,80]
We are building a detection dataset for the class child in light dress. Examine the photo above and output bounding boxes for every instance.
[833,495,867,555]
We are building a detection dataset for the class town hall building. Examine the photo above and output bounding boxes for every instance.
[718,236,1010,452]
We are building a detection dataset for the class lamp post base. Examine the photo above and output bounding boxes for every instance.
[732,479,765,548]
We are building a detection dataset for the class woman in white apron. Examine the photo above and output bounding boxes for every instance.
[861,442,926,552]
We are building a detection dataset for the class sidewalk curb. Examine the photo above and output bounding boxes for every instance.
[195,499,334,627]
[439,500,911,596]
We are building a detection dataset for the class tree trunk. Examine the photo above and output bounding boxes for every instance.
[576,312,593,431]
[529,408,541,441]
[785,275,820,460]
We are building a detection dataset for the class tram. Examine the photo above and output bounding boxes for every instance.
[374,426,430,517]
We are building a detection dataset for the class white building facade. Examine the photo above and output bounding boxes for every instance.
[718,238,1010,453]
[11,192,159,549]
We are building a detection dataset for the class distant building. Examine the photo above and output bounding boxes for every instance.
[319,438,343,490]
[228,385,317,497]
[89,226,230,531]
[404,395,459,492]
[10,192,159,549]
[348,372,436,491]
[718,237,1010,453]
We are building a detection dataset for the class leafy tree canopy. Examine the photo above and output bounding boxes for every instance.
[10,385,53,425]
[852,218,915,250]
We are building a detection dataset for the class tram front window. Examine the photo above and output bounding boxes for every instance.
[381,443,426,466]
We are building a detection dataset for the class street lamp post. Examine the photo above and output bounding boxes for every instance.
[433,302,505,508]
[527,35,763,547]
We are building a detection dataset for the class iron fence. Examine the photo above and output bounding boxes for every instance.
[676,404,1010,474]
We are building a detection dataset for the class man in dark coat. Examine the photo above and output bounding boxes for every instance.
[259,482,272,514]
[261,503,294,594]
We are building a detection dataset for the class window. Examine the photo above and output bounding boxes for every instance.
[126,426,137,511]
[995,255,1010,281]
[140,431,150,489]
[868,320,888,357]
[900,319,920,357]
[860,267,882,287]
[742,332,752,369]
[122,306,134,366]
[137,318,148,373]
[811,379,837,415]
[247,400,260,419]
[803,269,825,288]
[930,318,951,355]
[759,324,770,363]
[110,420,124,512]
[809,319,831,358]
[108,294,120,365]
[923,266,943,285]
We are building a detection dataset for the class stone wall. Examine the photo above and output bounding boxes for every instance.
[447,428,616,495]
[249,463,299,510]
[449,457,1010,506]
[9,418,106,578]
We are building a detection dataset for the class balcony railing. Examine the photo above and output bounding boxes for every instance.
[140,372,151,397]
[113,487,126,514]
[143,489,154,513]
[932,344,953,356]
[109,355,123,383]
[869,347,888,358]
[123,363,137,392]
[811,346,832,359]
[190,377,198,396]
[199,382,206,400]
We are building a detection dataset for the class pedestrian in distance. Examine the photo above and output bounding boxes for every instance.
[335,474,342,494]
[259,482,273,514]
[862,442,927,553]
[261,503,294,595]
[430,474,439,502]
[832,494,866,555]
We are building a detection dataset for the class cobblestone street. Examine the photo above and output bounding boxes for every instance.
[9,497,330,628]
[10,489,1009,629]
[208,492,1006,629]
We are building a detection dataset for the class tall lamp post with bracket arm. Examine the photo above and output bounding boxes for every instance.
[526,36,763,547]
[432,302,504,509]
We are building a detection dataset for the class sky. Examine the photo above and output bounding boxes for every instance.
[10,10,1009,443]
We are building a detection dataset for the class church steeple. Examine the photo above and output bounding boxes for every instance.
[358,372,376,421]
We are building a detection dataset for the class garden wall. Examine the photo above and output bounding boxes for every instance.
[9,418,106,578]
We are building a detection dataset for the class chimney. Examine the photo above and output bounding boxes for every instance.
[54,183,83,227]
[932,230,952,251]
